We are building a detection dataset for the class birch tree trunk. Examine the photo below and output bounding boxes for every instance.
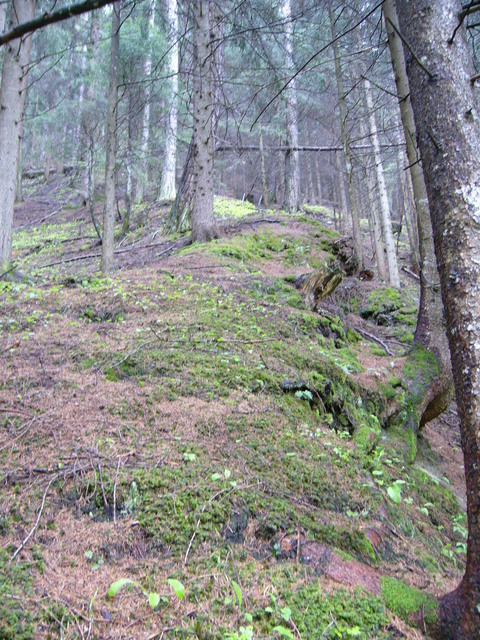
[329,4,363,271]
[397,1,480,636]
[158,0,178,201]
[363,76,400,288]
[101,1,120,273]
[279,0,300,213]
[190,0,218,242]
[0,0,35,272]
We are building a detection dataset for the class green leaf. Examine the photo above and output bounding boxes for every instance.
[108,578,137,598]
[280,607,292,622]
[148,592,160,609]
[167,578,185,600]
[232,580,242,608]
[211,472,222,481]
[387,483,402,504]
[273,625,294,638]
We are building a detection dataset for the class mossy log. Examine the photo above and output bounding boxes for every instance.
[295,264,343,311]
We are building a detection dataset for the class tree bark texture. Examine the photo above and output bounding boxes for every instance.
[384,0,451,420]
[101,0,120,273]
[0,0,35,272]
[397,1,480,636]
[279,0,300,213]
[259,127,269,208]
[329,4,363,272]
[363,77,400,288]
[0,1,7,37]
[136,0,156,204]
[158,0,179,201]
[190,0,218,243]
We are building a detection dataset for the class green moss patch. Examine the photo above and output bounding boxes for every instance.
[360,287,417,327]
[0,550,35,640]
[381,576,437,626]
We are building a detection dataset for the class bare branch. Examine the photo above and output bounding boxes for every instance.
[0,0,116,47]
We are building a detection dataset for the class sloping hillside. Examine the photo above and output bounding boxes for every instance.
[0,179,466,639]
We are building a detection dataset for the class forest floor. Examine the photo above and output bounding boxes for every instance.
[0,174,467,640]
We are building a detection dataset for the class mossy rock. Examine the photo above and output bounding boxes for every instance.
[360,287,417,327]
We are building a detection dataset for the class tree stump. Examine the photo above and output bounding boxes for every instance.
[295,264,343,311]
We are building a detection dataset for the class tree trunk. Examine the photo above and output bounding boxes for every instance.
[333,152,347,233]
[366,155,387,281]
[167,137,194,233]
[329,4,363,272]
[136,0,156,205]
[280,0,300,213]
[314,153,323,206]
[384,0,452,428]
[363,76,400,288]
[123,88,134,236]
[397,147,420,270]
[0,0,35,272]
[404,167,420,269]
[397,1,480,636]
[358,114,387,280]
[190,0,218,243]
[259,127,269,208]
[0,2,7,38]
[158,0,178,201]
[81,15,101,207]
[101,1,120,273]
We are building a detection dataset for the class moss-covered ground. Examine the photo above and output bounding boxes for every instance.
[0,183,466,639]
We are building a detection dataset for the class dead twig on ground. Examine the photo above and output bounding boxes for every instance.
[0,341,21,354]
[10,473,59,561]
[355,328,394,356]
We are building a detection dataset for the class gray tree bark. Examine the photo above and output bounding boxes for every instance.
[280,0,300,213]
[385,0,452,429]
[0,0,35,272]
[329,4,363,272]
[259,127,269,208]
[384,0,447,350]
[135,0,156,204]
[0,1,7,36]
[397,1,480,636]
[191,0,218,242]
[363,76,400,288]
[101,1,120,273]
[158,0,178,201]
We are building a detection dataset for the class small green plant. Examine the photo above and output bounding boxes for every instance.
[108,577,185,608]
[387,480,405,504]
[84,550,104,571]
[224,626,254,640]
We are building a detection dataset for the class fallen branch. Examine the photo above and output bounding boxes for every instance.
[401,266,420,280]
[355,328,394,356]
[19,207,63,229]
[0,406,31,417]
[37,252,101,269]
[37,238,192,269]
[0,341,21,354]
[10,473,59,561]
